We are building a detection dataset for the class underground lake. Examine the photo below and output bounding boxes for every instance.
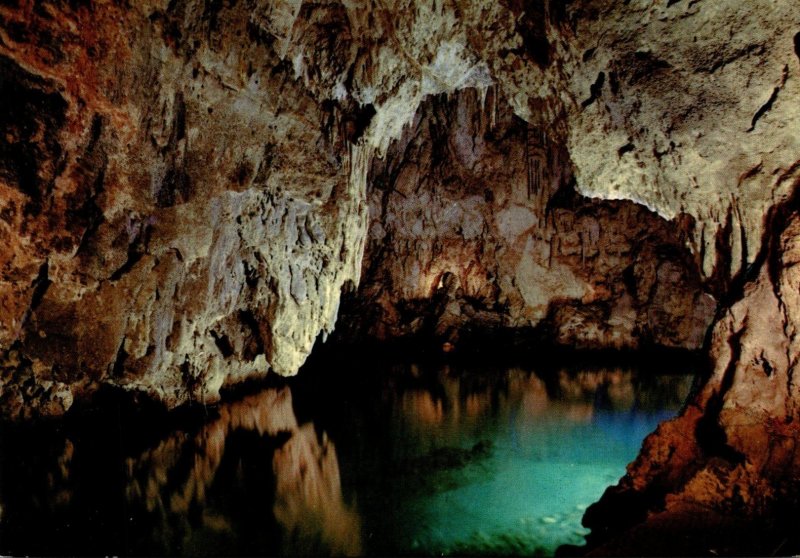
[2,1,799,555]
[0,351,696,556]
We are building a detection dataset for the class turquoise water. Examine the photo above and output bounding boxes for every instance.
[318,364,692,556]
[0,359,693,556]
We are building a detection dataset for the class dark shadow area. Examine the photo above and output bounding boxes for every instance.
[0,343,699,556]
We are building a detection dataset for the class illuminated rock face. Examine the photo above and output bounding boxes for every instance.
[1,3,799,542]
[337,90,715,350]
[1,0,799,552]
[561,0,800,286]
[0,0,795,412]
[0,1,370,417]
[575,207,800,555]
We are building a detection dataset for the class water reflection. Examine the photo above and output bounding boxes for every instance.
[330,363,693,555]
[376,365,690,459]
[0,387,361,556]
[0,361,693,556]
[273,424,361,556]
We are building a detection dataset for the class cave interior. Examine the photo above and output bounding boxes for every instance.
[0,0,799,556]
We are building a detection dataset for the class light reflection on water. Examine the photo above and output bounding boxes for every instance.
[125,388,362,556]
[0,361,693,556]
[338,365,692,556]
[0,387,361,556]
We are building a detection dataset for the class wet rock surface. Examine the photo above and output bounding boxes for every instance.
[577,210,800,556]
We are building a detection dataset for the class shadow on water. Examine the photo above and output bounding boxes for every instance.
[0,351,697,556]
[0,388,361,556]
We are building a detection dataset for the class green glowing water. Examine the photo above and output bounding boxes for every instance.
[0,358,693,557]
[316,363,693,556]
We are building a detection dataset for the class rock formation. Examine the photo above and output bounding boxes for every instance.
[0,0,370,417]
[579,205,800,556]
[1,0,800,553]
[336,88,715,351]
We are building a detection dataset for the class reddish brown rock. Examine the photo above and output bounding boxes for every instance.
[0,5,799,554]
[0,1,368,418]
[580,207,800,556]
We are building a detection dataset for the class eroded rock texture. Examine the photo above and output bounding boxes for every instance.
[336,89,715,351]
[561,0,800,286]
[0,1,370,417]
[1,0,796,411]
[577,206,800,556]
[2,1,800,551]
[0,0,526,417]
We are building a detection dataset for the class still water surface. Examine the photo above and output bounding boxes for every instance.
[0,358,693,556]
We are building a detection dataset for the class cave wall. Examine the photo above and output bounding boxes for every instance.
[1,0,800,553]
[580,207,800,556]
[0,1,371,417]
[0,0,538,417]
[560,0,800,286]
[337,89,715,351]
[1,0,796,417]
